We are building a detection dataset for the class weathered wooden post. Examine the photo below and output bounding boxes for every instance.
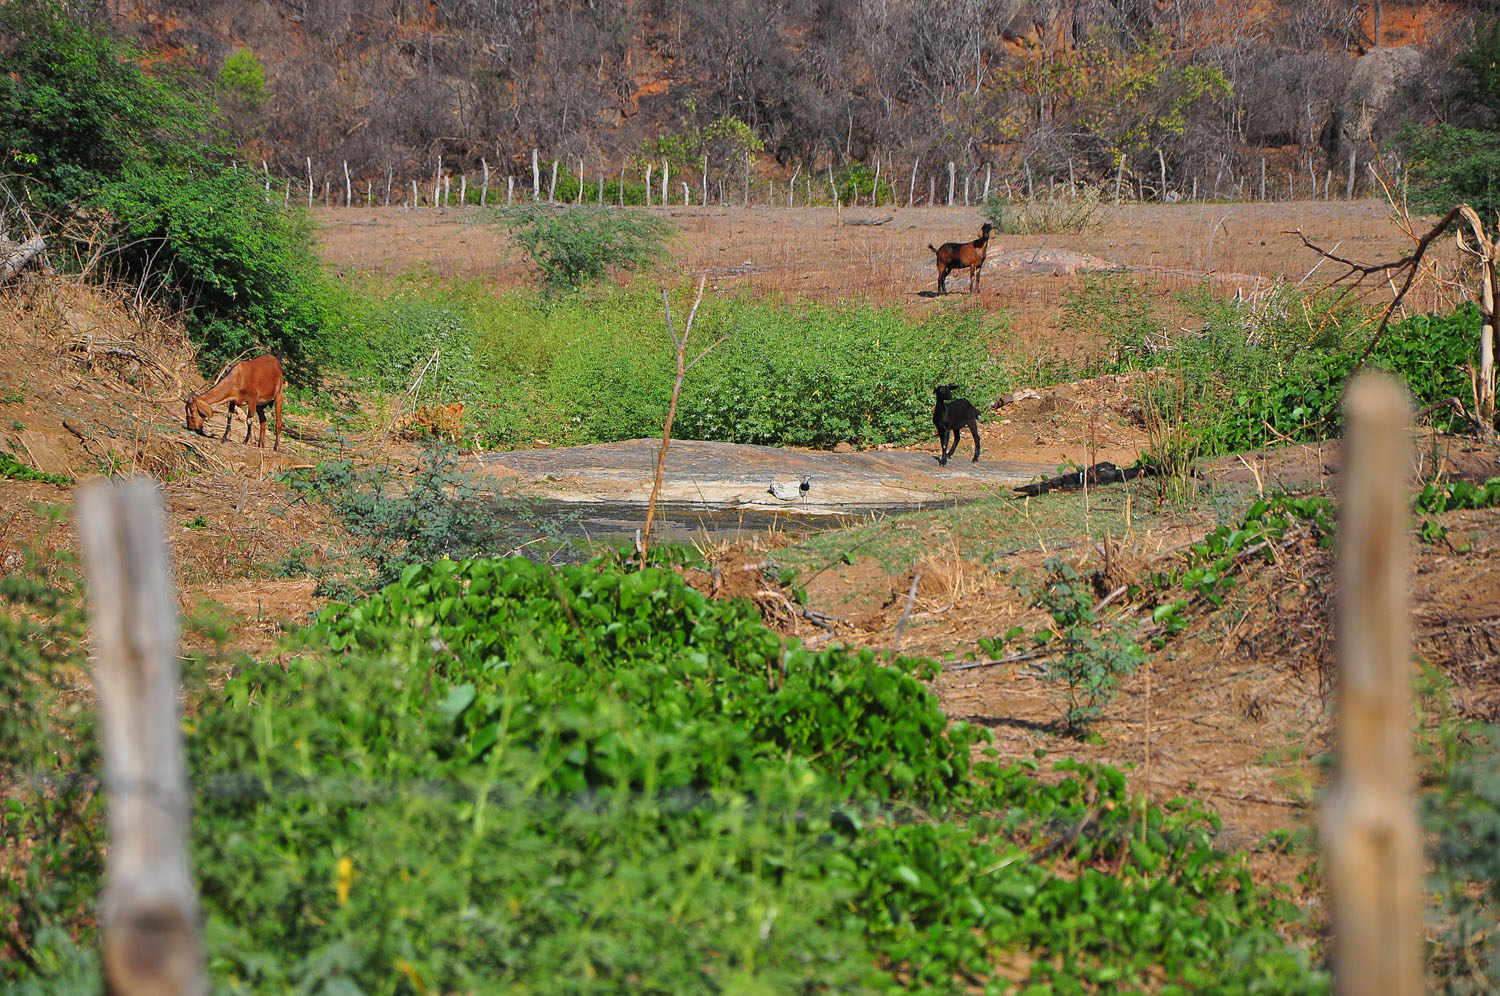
[1323,372,1421,996]
[947,161,955,205]
[306,157,313,209]
[77,479,204,996]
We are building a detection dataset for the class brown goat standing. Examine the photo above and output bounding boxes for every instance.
[185,354,285,451]
[928,222,994,295]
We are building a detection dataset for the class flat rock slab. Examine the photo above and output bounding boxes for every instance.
[479,439,1055,513]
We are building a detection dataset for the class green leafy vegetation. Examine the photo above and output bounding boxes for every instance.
[1058,275,1487,469]
[0,1,334,379]
[497,205,673,294]
[4,538,1333,994]
[280,445,566,594]
[0,451,72,487]
[1425,723,1500,995]
[0,517,98,986]
[1404,17,1500,220]
[330,281,1010,450]
[1024,557,1145,734]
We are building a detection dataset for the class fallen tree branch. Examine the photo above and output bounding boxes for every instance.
[0,235,46,285]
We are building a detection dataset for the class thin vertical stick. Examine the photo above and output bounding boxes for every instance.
[641,276,709,567]
[343,160,352,207]
[306,157,313,209]
[481,159,489,206]
[908,158,918,208]
[532,149,540,201]
[947,161,955,205]
[77,480,205,996]
[1323,372,1420,996]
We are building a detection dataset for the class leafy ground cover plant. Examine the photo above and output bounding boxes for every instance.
[6,542,1335,994]
[497,204,672,294]
[0,451,72,487]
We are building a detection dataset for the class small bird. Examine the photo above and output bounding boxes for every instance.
[767,475,811,501]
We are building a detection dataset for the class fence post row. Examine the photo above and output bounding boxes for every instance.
[77,479,205,996]
[284,153,1372,211]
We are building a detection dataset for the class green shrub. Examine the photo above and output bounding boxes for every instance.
[982,184,1104,234]
[281,445,564,593]
[1058,271,1164,369]
[497,205,672,294]
[332,282,1010,450]
[96,164,332,378]
[0,1,202,213]
[1023,556,1145,734]
[1402,123,1500,222]
[1138,286,1481,465]
[0,2,336,381]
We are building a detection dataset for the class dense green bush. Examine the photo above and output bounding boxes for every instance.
[1137,286,1482,462]
[333,283,1010,450]
[0,1,334,380]
[1401,123,1500,222]
[3,541,1334,994]
[96,165,332,377]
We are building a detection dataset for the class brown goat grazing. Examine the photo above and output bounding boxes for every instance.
[928,222,994,295]
[185,354,285,451]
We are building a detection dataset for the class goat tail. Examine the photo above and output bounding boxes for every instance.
[927,243,939,255]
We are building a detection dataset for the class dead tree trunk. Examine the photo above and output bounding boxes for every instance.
[1323,372,1420,996]
[0,235,47,286]
[77,480,205,996]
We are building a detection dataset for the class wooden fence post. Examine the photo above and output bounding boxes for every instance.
[1323,372,1421,996]
[77,480,204,996]
[306,157,313,209]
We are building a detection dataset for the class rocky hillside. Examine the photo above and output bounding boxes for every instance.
[84,1,1476,196]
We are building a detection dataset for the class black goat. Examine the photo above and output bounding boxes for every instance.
[933,384,981,466]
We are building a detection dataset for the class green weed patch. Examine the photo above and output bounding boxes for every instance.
[329,282,1011,450]
[4,546,1331,994]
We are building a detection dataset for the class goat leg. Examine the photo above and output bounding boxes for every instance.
[222,401,235,441]
[937,427,950,465]
[968,418,981,462]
